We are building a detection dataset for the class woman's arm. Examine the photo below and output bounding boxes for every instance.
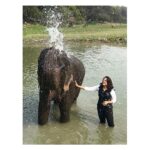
[75,81,99,91]
[102,100,112,106]
[110,89,117,103]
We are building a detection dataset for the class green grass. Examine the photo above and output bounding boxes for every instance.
[23,24,47,39]
[23,23,127,45]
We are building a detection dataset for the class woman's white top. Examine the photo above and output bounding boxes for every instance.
[84,85,117,103]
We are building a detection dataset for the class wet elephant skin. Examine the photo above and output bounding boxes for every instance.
[38,47,85,125]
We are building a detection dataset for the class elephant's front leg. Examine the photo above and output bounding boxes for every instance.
[59,97,71,122]
[38,89,50,125]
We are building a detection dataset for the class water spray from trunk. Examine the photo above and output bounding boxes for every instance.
[45,7,64,51]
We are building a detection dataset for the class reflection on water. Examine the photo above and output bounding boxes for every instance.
[23,42,127,144]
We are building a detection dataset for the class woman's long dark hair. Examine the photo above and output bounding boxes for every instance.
[99,76,114,92]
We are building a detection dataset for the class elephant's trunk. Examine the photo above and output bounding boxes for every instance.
[48,90,61,101]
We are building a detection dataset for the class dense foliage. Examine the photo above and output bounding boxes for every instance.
[23,6,127,26]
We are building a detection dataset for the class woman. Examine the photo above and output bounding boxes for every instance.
[75,76,116,127]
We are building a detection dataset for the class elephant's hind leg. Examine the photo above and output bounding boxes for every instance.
[38,89,50,125]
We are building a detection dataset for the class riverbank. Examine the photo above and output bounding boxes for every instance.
[23,23,127,46]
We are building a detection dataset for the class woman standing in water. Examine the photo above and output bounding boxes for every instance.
[75,76,116,127]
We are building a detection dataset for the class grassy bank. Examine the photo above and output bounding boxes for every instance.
[23,23,127,46]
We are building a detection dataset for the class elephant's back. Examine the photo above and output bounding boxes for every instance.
[70,55,85,72]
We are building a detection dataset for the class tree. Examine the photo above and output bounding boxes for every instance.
[23,6,44,24]
[23,6,127,25]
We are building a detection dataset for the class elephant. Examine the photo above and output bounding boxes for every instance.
[38,47,85,125]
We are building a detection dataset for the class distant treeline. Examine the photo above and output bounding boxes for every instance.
[23,6,127,26]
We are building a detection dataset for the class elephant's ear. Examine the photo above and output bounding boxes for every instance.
[59,52,73,91]
[63,74,73,91]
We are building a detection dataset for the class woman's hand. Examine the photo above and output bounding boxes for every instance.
[75,80,79,87]
[102,100,113,106]
[102,101,108,106]
[74,81,85,90]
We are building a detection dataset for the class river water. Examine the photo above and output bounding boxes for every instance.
[23,42,127,144]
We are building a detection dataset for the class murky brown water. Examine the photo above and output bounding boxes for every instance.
[23,42,127,144]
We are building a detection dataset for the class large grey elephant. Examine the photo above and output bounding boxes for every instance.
[38,47,85,125]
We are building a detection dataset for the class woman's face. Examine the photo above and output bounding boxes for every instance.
[102,78,107,86]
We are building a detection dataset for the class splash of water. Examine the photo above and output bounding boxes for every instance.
[45,7,64,51]
[46,27,64,51]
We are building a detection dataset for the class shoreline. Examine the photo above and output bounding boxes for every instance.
[23,38,127,48]
[23,23,127,47]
